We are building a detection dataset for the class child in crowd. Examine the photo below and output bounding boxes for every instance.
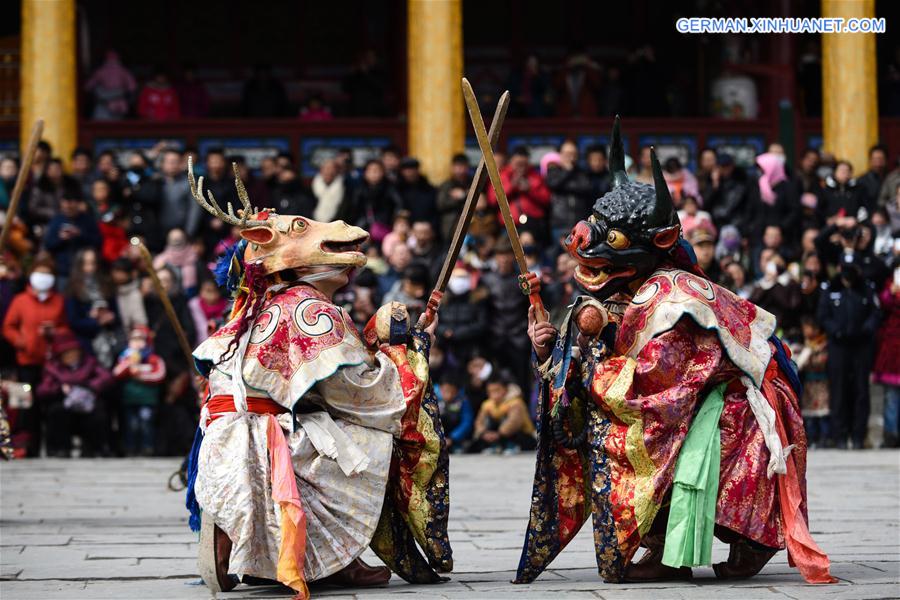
[435,373,474,453]
[470,374,536,454]
[795,316,830,447]
[188,277,228,343]
[113,325,166,456]
[383,263,429,323]
[36,331,112,457]
[380,209,411,260]
[677,194,716,241]
[153,228,199,298]
[110,257,147,335]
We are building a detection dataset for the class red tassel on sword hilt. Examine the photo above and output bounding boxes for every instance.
[518,272,547,321]
[417,289,444,330]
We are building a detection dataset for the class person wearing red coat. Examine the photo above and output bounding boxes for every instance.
[137,72,181,121]
[487,146,551,241]
[98,204,130,264]
[2,260,68,370]
[874,271,900,447]
[2,256,70,456]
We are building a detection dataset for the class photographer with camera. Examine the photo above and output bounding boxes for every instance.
[817,258,882,449]
[814,214,889,286]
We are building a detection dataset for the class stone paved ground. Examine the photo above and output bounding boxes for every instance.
[1,451,898,600]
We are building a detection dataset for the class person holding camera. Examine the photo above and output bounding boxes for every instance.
[816,259,882,449]
[2,253,69,456]
[814,214,889,285]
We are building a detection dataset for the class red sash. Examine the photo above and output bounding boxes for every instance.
[206,395,288,424]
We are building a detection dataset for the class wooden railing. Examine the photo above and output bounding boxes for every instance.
[0,117,896,176]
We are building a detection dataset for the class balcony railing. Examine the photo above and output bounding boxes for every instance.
[0,117,897,177]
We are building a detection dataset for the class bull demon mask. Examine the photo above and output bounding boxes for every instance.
[187,158,368,277]
[566,117,681,300]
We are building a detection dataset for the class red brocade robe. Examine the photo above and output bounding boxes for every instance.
[516,267,832,584]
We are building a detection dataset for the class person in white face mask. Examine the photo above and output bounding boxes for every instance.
[2,252,70,457]
[435,265,489,363]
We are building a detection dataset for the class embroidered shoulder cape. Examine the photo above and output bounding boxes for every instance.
[617,267,776,387]
[194,285,368,408]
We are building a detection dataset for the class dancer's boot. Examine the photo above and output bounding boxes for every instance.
[623,534,692,582]
[713,538,777,579]
[316,557,391,587]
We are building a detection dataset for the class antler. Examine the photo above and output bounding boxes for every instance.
[187,156,261,228]
[232,162,255,220]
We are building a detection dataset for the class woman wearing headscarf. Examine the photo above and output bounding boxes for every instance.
[748,152,800,251]
[153,228,200,297]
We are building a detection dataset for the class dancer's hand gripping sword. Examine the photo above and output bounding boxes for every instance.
[461,78,547,322]
[417,91,511,329]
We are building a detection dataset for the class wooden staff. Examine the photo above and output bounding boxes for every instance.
[418,91,511,329]
[0,120,44,252]
[133,238,199,375]
[461,78,547,322]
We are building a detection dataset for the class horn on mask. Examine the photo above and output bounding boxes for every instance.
[649,147,676,227]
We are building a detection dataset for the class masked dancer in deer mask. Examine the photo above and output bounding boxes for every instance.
[183,160,451,599]
[515,118,834,586]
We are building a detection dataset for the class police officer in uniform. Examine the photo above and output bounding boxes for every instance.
[816,257,882,449]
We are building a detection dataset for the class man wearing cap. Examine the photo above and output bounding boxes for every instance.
[686,223,720,283]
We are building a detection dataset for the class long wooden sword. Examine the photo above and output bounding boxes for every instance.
[133,238,200,375]
[0,120,44,253]
[461,78,547,322]
[418,91,510,329]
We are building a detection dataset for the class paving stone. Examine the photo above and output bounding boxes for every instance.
[0,534,72,547]
[81,543,195,560]
[0,451,896,599]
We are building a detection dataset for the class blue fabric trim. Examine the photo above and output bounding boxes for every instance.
[185,425,204,532]
[547,297,586,414]
[769,334,803,397]
[194,357,211,378]
[678,238,699,266]
[214,239,247,294]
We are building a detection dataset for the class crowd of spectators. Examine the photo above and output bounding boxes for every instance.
[82,49,386,121]
[0,134,898,459]
[87,40,881,121]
